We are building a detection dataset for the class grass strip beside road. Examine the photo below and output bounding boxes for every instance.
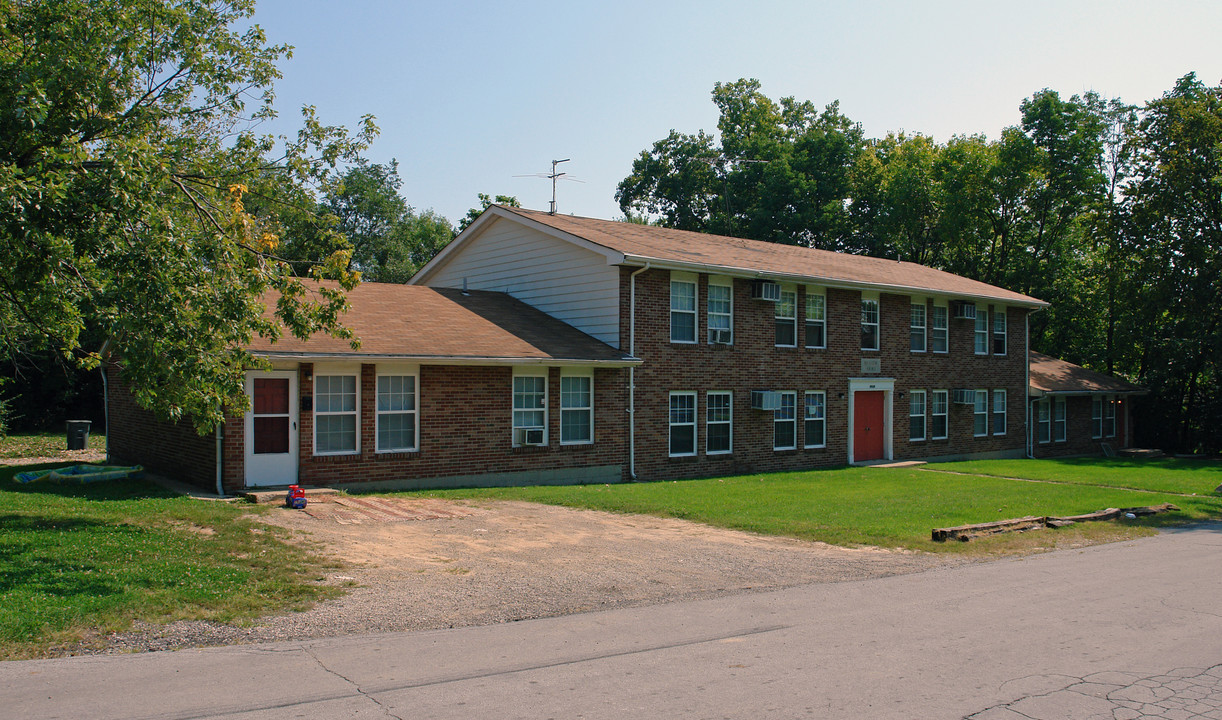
[411,463,1222,553]
[931,457,1222,496]
[0,463,339,660]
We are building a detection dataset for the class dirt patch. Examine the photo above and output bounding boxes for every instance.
[4,450,105,467]
[102,497,964,653]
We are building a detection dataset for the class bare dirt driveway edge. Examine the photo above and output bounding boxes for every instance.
[104,497,966,654]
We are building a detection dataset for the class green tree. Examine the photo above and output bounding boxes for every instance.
[458,193,520,232]
[0,0,371,430]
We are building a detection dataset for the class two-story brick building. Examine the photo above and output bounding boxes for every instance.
[108,205,1052,493]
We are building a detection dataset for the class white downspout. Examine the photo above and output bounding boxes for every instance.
[98,339,112,463]
[628,263,651,480]
[1025,310,1034,459]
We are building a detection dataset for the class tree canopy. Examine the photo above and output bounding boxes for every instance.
[0,0,371,430]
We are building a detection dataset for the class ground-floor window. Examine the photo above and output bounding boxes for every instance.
[376,374,417,452]
[560,371,593,445]
[1091,396,1103,439]
[315,374,358,454]
[513,373,548,446]
[973,389,988,437]
[669,392,697,456]
[706,391,732,454]
[992,389,1006,435]
[774,391,796,450]
[804,391,826,448]
[1104,396,1117,438]
[931,390,948,440]
[909,390,926,441]
[1053,397,1067,442]
[1037,398,1051,443]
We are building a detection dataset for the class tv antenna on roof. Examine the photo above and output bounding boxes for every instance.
[514,158,584,214]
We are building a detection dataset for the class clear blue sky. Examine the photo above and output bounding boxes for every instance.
[249,0,1222,226]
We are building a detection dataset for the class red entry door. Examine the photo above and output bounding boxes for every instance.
[854,391,886,462]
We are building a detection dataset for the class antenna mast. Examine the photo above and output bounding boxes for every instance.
[549,158,570,214]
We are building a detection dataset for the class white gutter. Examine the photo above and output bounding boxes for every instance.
[619,254,1049,310]
[628,263,651,480]
[249,352,641,368]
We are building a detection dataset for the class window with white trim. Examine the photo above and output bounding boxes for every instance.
[775,288,797,347]
[707,279,732,344]
[560,370,593,445]
[993,308,1007,355]
[805,289,826,349]
[774,391,796,450]
[861,295,880,351]
[1037,398,1051,443]
[670,274,697,344]
[973,388,988,437]
[1104,395,1116,438]
[512,373,547,446]
[1091,396,1103,439]
[931,304,949,353]
[804,391,826,448]
[909,390,926,441]
[1053,397,1067,442]
[992,389,1006,435]
[376,373,417,452]
[315,374,358,455]
[910,303,926,352]
[706,391,732,454]
[974,306,989,354]
[669,392,696,457]
[931,390,948,440]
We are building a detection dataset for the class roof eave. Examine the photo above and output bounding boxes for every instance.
[619,254,1049,309]
[250,350,642,368]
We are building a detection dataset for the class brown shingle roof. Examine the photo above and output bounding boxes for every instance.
[1029,351,1145,395]
[497,206,1046,307]
[248,284,636,365]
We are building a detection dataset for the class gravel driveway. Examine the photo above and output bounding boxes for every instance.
[103,496,963,654]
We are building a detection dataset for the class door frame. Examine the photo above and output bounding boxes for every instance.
[847,377,894,465]
[243,370,299,488]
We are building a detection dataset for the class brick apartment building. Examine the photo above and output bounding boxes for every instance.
[1028,351,1145,458]
[109,205,1121,494]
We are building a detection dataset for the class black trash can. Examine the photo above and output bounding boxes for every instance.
[66,420,92,450]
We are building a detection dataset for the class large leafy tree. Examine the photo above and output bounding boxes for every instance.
[0,0,370,430]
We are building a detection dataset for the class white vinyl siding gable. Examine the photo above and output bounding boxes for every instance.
[420,219,621,346]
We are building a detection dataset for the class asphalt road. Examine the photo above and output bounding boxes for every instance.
[4,523,1221,720]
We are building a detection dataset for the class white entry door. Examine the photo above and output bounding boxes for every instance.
[244,371,299,487]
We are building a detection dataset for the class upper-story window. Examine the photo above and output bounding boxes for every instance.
[861,294,880,351]
[805,288,826,349]
[670,273,697,344]
[910,302,926,352]
[974,305,989,355]
[993,308,1007,355]
[931,303,948,353]
[775,288,797,347]
[707,278,733,344]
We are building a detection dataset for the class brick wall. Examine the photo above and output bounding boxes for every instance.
[105,364,218,490]
[219,362,628,491]
[620,268,1029,480]
[1031,395,1131,458]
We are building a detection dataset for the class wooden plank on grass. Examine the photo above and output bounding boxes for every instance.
[932,516,1046,542]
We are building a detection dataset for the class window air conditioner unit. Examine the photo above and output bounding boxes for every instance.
[750,390,782,411]
[708,328,733,345]
[750,280,781,302]
[952,301,977,320]
[516,428,545,446]
[952,388,976,405]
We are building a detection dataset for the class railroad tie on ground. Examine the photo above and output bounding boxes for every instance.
[932,503,1180,542]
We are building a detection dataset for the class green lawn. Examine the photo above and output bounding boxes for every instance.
[0,462,338,660]
[0,432,107,459]
[405,461,1222,553]
[931,457,1222,496]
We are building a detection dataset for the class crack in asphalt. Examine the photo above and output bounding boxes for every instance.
[303,645,406,720]
[965,664,1222,719]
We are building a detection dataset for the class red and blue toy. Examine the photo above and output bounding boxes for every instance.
[285,485,307,509]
